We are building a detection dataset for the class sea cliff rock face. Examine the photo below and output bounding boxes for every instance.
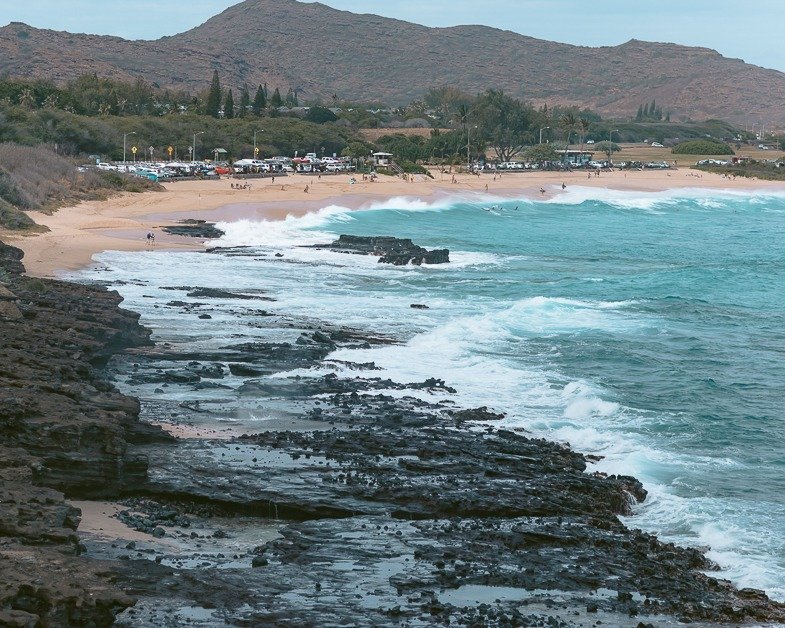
[312,235,450,265]
[0,240,169,626]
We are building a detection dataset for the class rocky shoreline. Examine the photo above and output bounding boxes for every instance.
[2,237,785,626]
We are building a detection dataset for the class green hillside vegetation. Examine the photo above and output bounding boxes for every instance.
[0,106,354,163]
[0,143,161,231]
[672,140,734,155]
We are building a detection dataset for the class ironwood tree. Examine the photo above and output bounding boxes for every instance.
[206,70,221,118]
[472,90,536,162]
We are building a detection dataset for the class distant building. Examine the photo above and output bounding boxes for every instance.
[372,152,393,168]
[556,150,593,166]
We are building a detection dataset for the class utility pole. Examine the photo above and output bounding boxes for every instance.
[193,131,205,161]
[122,131,136,164]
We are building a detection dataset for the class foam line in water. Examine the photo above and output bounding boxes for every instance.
[544,185,785,211]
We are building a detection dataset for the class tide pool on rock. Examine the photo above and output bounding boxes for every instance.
[79,186,785,604]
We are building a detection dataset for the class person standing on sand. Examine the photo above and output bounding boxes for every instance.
[485,183,489,192]
[562,182,566,190]
[304,185,309,193]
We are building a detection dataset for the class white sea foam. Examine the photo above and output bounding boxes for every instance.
[543,186,785,212]
[494,296,645,335]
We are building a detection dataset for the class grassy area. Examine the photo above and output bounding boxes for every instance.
[606,143,785,167]
[359,128,441,142]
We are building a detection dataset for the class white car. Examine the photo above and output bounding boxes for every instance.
[651,142,664,148]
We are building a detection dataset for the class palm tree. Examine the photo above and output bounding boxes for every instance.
[579,117,591,153]
[452,103,471,160]
[560,113,577,152]
[18,88,35,109]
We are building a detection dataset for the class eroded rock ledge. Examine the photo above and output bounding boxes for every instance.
[0,241,170,626]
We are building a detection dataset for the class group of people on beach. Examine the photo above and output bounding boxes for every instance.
[230,182,252,190]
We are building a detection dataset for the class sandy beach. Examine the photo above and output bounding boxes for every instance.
[3,167,784,278]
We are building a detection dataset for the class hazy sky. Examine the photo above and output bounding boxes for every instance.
[3,0,784,72]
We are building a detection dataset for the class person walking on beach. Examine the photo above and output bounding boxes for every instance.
[304,185,309,193]
[146,231,155,246]
[562,182,566,190]
[485,183,489,192]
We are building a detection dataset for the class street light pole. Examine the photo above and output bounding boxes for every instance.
[467,125,477,172]
[193,131,205,162]
[539,126,550,144]
[608,129,619,163]
[253,129,264,158]
[123,131,136,165]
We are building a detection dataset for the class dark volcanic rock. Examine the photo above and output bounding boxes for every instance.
[0,240,169,625]
[312,234,450,265]
[6,233,779,626]
[161,285,274,300]
[116,298,785,626]
[161,219,224,239]
[0,241,25,275]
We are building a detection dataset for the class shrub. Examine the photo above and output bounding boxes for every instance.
[672,140,734,155]
[0,199,46,231]
[397,160,429,175]
[0,143,162,213]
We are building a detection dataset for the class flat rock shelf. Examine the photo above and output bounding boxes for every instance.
[2,238,784,627]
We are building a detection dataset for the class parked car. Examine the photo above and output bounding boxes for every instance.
[651,142,664,148]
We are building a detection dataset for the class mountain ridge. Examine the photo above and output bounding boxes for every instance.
[1,0,784,125]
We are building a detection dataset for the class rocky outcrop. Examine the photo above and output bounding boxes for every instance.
[0,246,171,497]
[4,236,784,626]
[312,235,450,265]
[0,240,170,625]
[161,219,224,239]
[96,283,785,626]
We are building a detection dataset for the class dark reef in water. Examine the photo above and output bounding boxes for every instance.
[1,238,784,626]
[161,219,224,239]
[312,234,450,265]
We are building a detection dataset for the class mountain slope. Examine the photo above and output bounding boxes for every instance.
[1,0,783,124]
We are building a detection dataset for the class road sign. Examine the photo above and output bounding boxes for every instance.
[131,146,137,155]
[167,146,174,156]
[254,147,259,156]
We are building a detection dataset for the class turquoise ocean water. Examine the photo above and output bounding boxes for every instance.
[83,187,785,600]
